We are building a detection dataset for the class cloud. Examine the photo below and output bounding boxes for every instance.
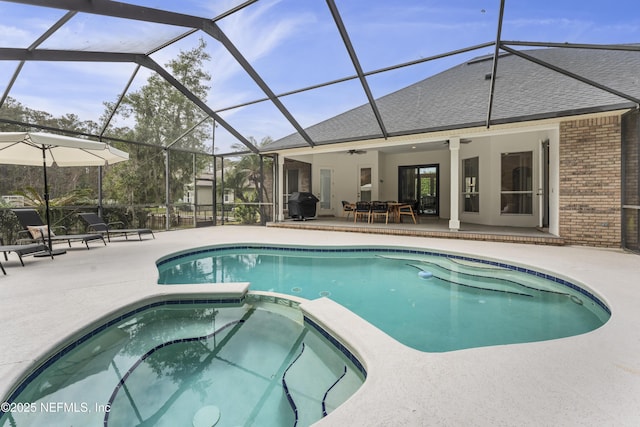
[205,0,315,80]
[0,24,32,47]
[193,0,317,132]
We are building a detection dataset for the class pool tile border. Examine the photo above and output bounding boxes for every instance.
[304,316,367,378]
[157,244,610,315]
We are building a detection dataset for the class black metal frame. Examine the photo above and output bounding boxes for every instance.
[2,0,640,241]
[2,0,639,156]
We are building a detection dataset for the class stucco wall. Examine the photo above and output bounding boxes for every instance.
[559,115,622,247]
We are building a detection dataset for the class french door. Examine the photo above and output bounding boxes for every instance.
[358,166,372,201]
[318,168,333,215]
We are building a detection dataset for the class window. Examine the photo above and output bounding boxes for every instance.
[359,167,372,201]
[462,157,479,213]
[286,169,299,195]
[320,168,332,209]
[501,152,533,214]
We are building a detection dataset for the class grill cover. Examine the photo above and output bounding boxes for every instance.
[288,192,319,220]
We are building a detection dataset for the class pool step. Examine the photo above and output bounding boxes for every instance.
[403,257,567,297]
[283,331,362,426]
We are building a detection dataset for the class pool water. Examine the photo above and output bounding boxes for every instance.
[157,245,610,352]
[1,303,364,427]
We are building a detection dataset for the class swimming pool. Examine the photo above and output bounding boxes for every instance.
[0,300,365,427]
[157,245,610,352]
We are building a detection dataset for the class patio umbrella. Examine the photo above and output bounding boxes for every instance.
[0,132,129,253]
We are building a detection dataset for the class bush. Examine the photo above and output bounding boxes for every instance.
[233,204,259,224]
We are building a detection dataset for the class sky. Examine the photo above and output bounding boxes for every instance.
[1,0,639,154]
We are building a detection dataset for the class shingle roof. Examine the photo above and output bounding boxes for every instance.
[266,47,640,150]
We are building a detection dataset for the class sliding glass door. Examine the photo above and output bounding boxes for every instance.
[398,164,439,216]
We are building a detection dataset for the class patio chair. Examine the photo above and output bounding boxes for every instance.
[11,209,106,249]
[353,201,371,223]
[0,237,50,275]
[398,202,417,224]
[369,201,389,224]
[341,201,355,220]
[78,212,155,242]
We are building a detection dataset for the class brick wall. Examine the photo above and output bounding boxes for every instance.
[559,115,621,247]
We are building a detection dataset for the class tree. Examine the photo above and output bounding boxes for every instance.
[102,38,212,207]
[229,137,274,204]
[221,168,251,203]
[0,97,102,199]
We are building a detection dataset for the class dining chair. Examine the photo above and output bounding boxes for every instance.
[354,201,371,223]
[369,201,389,224]
[398,202,417,224]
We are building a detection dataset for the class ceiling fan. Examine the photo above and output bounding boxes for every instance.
[347,149,367,155]
[443,138,472,146]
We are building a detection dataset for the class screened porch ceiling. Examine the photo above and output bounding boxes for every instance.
[0,0,639,157]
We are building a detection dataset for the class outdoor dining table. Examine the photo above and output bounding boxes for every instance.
[347,201,416,224]
[386,202,404,223]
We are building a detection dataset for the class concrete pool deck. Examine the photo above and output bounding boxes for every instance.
[1,226,639,426]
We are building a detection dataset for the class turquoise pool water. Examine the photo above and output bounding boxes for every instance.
[0,302,364,427]
[157,245,610,352]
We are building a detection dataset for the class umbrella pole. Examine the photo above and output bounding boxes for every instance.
[98,165,103,218]
[42,146,53,252]
[38,146,66,257]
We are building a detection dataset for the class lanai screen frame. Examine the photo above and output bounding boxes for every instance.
[1,0,639,232]
[2,0,639,155]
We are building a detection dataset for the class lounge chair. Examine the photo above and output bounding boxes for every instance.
[78,212,155,242]
[12,208,106,250]
[0,237,50,274]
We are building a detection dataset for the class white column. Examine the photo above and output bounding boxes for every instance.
[449,138,460,231]
[277,155,285,221]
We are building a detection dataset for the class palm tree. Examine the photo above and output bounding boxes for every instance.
[229,137,273,205]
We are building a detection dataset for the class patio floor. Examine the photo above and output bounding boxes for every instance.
[1,226,639,426]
